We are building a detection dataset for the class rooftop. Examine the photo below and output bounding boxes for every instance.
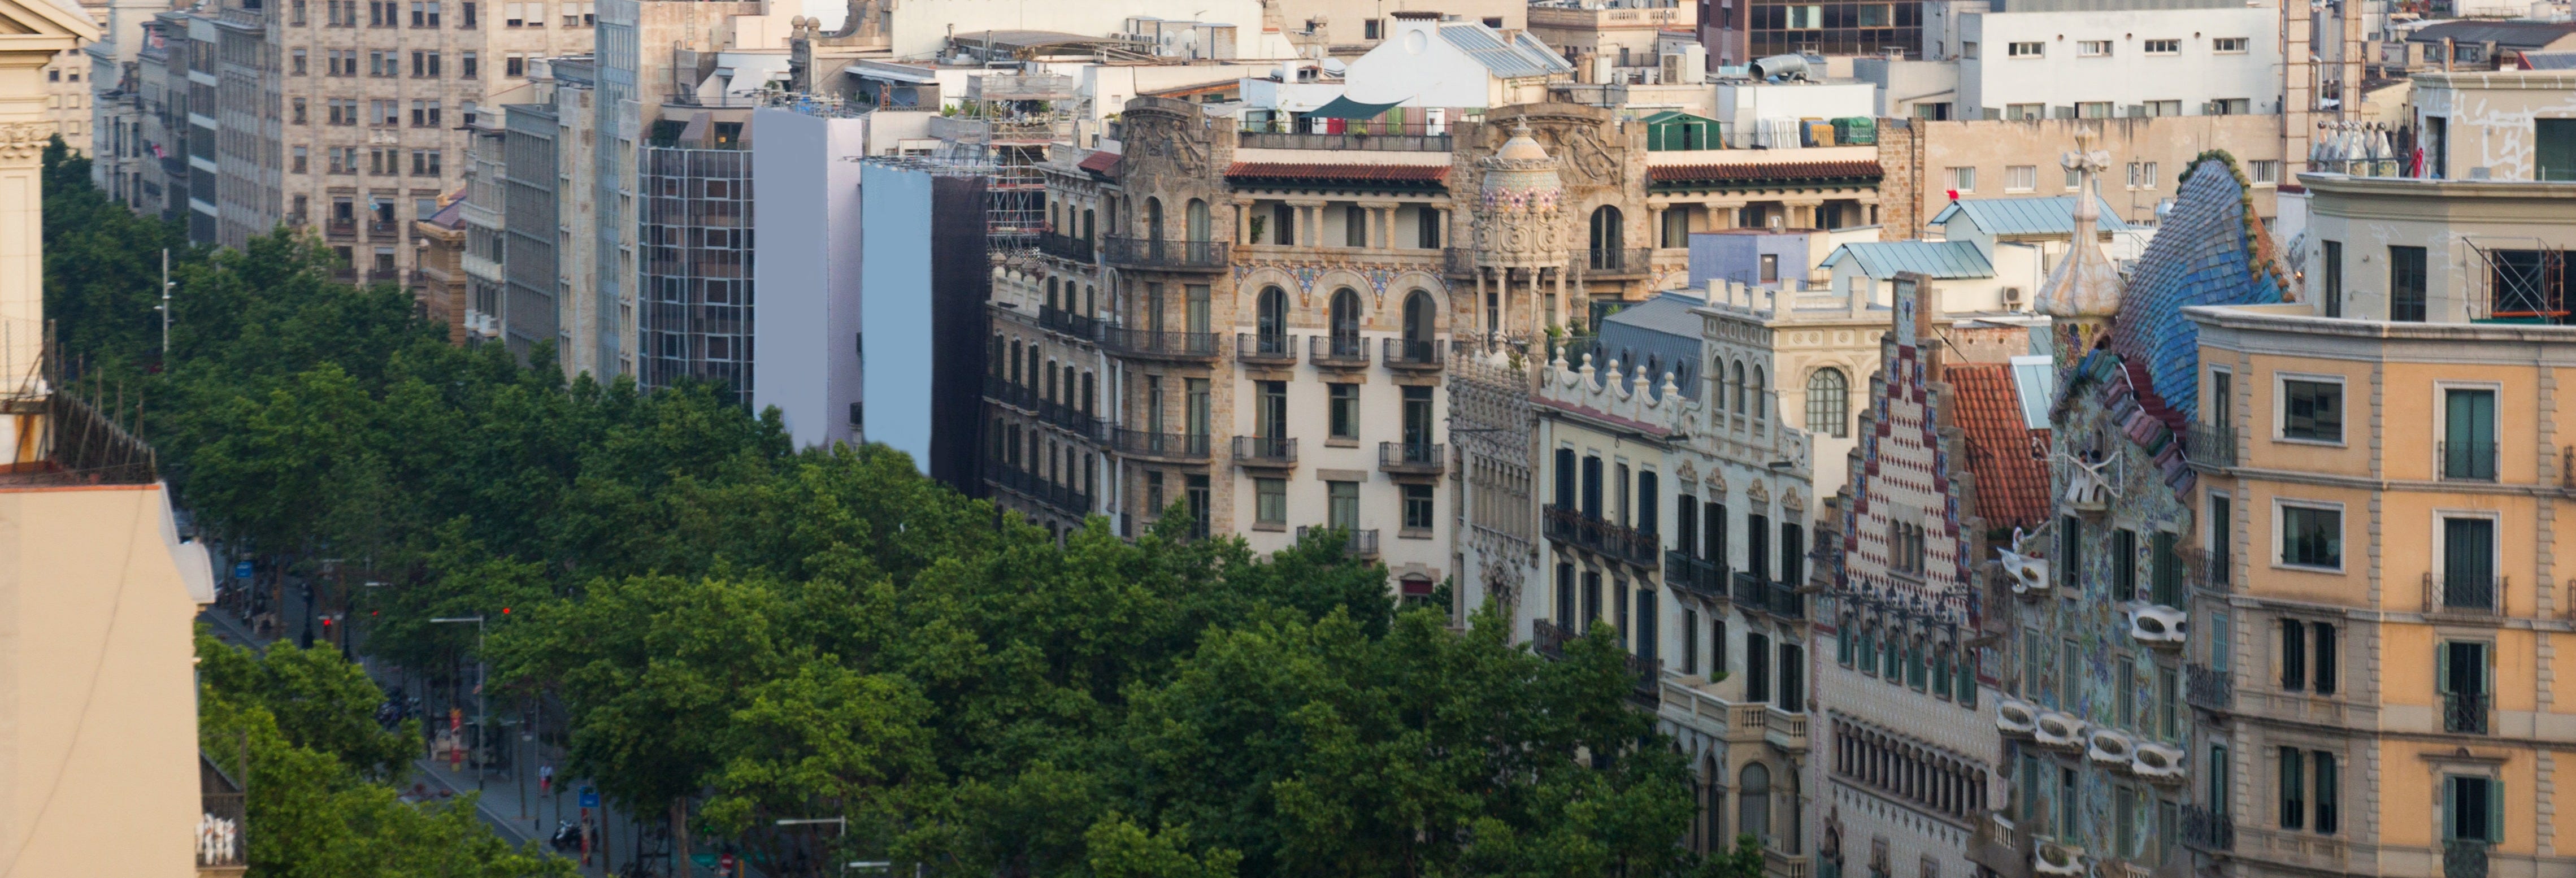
[1945,363,2051,534]
[1440,23,1578,79]
[2403,19,2576,49]
[1929,195,2133,238]
[1820,240,1995,280]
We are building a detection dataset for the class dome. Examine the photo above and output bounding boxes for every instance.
[2040,153,2124,320]
[1495,123,1552,162]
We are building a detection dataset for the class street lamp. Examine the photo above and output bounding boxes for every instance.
[429,616,486,790]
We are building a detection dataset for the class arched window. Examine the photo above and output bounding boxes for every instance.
[1046,277,1059,311]
[1806,367,1849,438]
[1330,288,1362,355]
[1738,763,1771,842]
[1187,198,1211,242]
[1404,289,1435,345]
[1731,360,1747,413]
[1752,366,1767,419]
[1146,198,1165,241]
[1252,287,1283,355]
[1009,340,1023,385]
[1711,357,1728,411]
[1045,359,1058,402]
[1081,372,1096,416]
[1589,205,1623,268]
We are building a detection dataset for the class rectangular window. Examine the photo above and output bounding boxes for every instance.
[1402,483,1433,531]
[2539,118,2576,182]
[2118,661,2137,728]
[2157,664,2179,740]
[2210,492,2233,588]
[2077,102,2113,119]
[1947,166,1976,193]
[290,146,307,173]
[2390,245,2427,321]
[2444,388,2498,480]
[2214,36,2248,52]
[2280,503,2343,570]
[292,48,307,75]
[2143,38,2180,54]
[506,54,525,77]
[2443,516,2497,611]
[461,0,475,26]
[1682,608,1700,676]
[2006,164,2036,192]
[2320,241,2343,317]
[2281,378,2344,442]
[1185,475,1209,541]
[2151,531,2182,606]
[2007,41,2044,57]
[2312,622,2337,694]
[2279,617,2307,690]
[2249,159,2279,184]
[461,51,477,79]
[2312,751,2338,834]
[1255,477,1285,525]
[1327,480,1358,531]
[2005,103,2044,120]
[2441,640,2492,734]
[2113,528,2138,601]
[2278,746,2305,829]
[2445,775,2500,842]
[2114,787,2138,858]
[2077,40,2112,56]
[1328,383,1357,440]
[1747,632,1772,702]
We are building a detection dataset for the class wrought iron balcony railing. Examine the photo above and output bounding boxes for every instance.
[1296,524,1379,557]
[2186,663,2232,712]
[2426,572,2502,616]
[1232,434,1297,467]
[1100,327,1221,360]
[1035,232,1094,263]
[1311,334,1370,367]
[1379,441,1443,475]
[2180,804,2234,852]
[1109,428,1210,462]
[2186,422,2237,468]
[1101,236,1228,270]
[1037,304,1099,341]
[1663,550,1726,600]
[1236,332,1296,364]
[2444,690,2490,735]
[1383,337,1444,370]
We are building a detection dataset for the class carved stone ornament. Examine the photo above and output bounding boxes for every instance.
[0,123,57,160]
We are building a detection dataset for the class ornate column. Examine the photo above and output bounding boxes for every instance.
[0,4,92,465]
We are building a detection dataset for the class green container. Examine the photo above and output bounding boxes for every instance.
[1832,116,1878,146]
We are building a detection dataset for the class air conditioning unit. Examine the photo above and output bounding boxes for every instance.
[2002,286,2023,308]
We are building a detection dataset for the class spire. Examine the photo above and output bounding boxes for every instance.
[2039,133,2125,322]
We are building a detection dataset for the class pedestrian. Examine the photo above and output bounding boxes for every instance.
[540,764,554,796]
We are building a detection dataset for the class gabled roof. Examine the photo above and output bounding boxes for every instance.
[1077,150,1121,176]
[1947,364,2052,534]
[1929,195,2132,237]
[1,0,100,45]
[1600,291,1704,338]
[1821,240,1995,280]
[1440,23,1575,79]
[2405,20,2576,49]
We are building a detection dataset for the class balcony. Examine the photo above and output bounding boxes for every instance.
[2441,440,2499,481]
[367,219,397,237]
[1540,505,1657,568]
[1764,580,1807,620]
[1236,332,1297,365]
[1532,618,1575,660]
[1310,334,1370,368]
[2186,663,2233,713]
[2186,422,2237,468]
[990,465,1094,518]
[984,375,1037,411]
[2181,804,2235,853]
[2446,840,2490,878]
[198,754,246,874]
[1037,305,1099,341]
[1663,550,1727,601]
[1379,441,1444,475]
[1101,236,1229,271]
[1100,327,1220,360]
[325,217,356,238]
[1109,428,1211,463]
[1383,337,1444,370]
[2426,572,2501,618]
[1035,398,1104,441]
[1965,813,2034,878]
[1035,232,1094,263]
[1232,434,1297,468]
[1237,121,1453,151]
[1297,524,1379,558]
[1583,247,1653,277]
[1628,654,1663,707]
[2445,690,2490,734]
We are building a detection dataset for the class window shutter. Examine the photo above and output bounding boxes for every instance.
[2437,643,2452,694]
[2488,778,2505,843]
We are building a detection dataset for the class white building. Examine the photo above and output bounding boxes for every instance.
[1957,8,2282,120]
[751,105,869,448]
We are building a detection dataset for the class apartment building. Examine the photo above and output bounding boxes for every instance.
[1875,115,2288,237]
[1974,153,2286,877]
[2173,72,2576,878]
[1819,280,2047,878]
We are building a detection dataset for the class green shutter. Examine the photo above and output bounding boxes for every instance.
[2438,642,2453,694]
[2489,777,2506,843]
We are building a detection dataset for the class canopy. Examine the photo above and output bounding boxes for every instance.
[1306,95,1405,120]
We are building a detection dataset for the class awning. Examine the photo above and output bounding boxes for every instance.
[1306,95,1404,120]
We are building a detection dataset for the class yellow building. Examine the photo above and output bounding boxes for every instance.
[2178,72,2576,878]
[0,0,225,875]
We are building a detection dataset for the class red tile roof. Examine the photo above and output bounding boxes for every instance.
[1946,364,2052,533]
[1647,159,1884,184]
[1223,162,1450,183]
[1077,150,1121,175]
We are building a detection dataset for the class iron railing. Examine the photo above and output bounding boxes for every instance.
[1379,441,1444,474]
[2427,572,2501,615]
[1037,305,1099,340]
[2445,840,2490,878]
[2186,663,2232,712]
[1383,337,1444,370]
[1628,653,1663,707]
[990,465,1093,517]
[1237,120,1453,151]
[2186,422,2237,468]
[325,218,357,237]
[1532,618,1574,660]
[368,219,398,237]
[1584,247,1654,275]
[1100,327,1220,360]
[2441,441,2499,481]
[1236,332,1297,364]
[1109,428,1211,462]
[1035,398,1104,441]
[2180,804,2234,852]
[1101,236,1229,270]
[1297,524,1379,557]
[1232,435,1297,467]
[1036,233,1094,263]
[2444,690,2490,734]
[1311,334,1370,367]
[984,375,1037,411]
[1663,550,1726,600]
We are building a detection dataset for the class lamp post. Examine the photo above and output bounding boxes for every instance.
[428,615,485,790]
[776,817,849,877]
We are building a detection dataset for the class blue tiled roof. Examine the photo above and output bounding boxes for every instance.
[1821,240,1996,279]
[2108,159,2283,421]
[1930,195,2134,237]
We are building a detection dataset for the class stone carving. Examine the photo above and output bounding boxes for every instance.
[0,123,58,161]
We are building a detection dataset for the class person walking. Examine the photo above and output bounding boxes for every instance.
[540,764,554,797]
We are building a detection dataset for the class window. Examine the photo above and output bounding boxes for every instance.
[1961,41,1979,59]
[1760,253,1779,284]
[2209,493,2232,588]
[2077,102,2113,119]
[411,99,440,127]
[292,48,307,74]
[2006,41,2043,57]
[2142,99,2182,117]
[1328,384,1357,440]
[1402,483,1433,531]
[2143,38,2180,54]
[2278,503,2343,570]
[2112,528,2138,600]
[2390,245,2427,321]
[2006,164,2036,192]
[1748,632,1772,702]
[1805,368,1848,437]
[2213,36,2248,52]
[2277,746,2305,829]
[2280,377,2343,442]
[2156,664,2178,741]
[2248,160,2279,184]
[2208,98,2251,115]
[291,146,307,173]
[1326,480,1359,532]
[292,97,307,124]
[412,50,440,77]
[1255,477,1285,525]
[2539,119,2576,181]
[505,53,525,77]
[1947,166,1976,193]
[2319,241,2343,317]
[1185,475,1209,540]
[2005,103,2044,120]
[2065,167,2083,190]
[2077,40,2112,56]
[2150,531,2183,606]
[2127,162,2160,189]
[2444,387,2498,480]
[460,0,474,25]
[2441,640,2492,734]
[461,51,477,79]
[2444,775,2501,842]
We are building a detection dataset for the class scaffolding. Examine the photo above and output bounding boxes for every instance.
[2468,240,2571,324]
[932,72,1077,250]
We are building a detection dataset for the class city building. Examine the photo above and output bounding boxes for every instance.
[1875,115,2289,236]
[1525,0,1700,86]
[748,102,866,448]
[2173,71,2576,878]
[410,189,470,341]
[1815,275,2047,878]
[1699,0,1922,69]
[1955,8,2283,122]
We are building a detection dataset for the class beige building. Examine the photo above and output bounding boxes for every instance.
[1524,0,1696,86]
[1876,115,2288,237]
[0,3,224,876]
[2175,75,2576,878]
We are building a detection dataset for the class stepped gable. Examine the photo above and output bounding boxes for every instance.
[2106,158,2285,423]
